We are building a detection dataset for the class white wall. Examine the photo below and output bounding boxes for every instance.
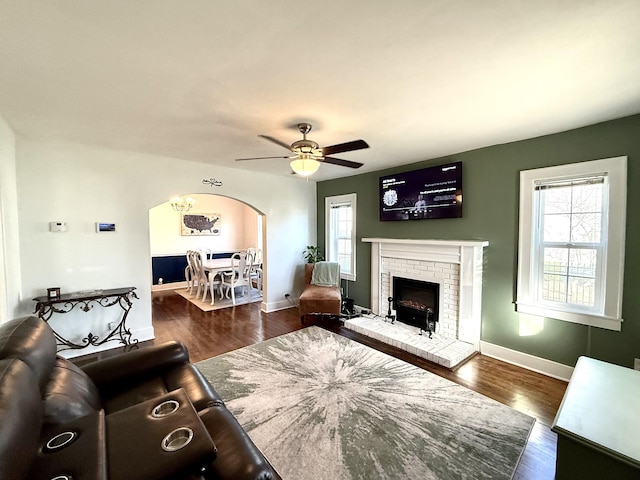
[14,137,316,356]
[150,194,259,256]
[0,115,21,323]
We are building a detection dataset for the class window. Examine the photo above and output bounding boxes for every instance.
[516,157,626,331]
[536,176,605,311]
[325,193,356,281]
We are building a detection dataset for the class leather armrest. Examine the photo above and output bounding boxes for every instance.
[106,389,216,480]
[81,341,190,388]
[28,410,107,480]
[0,359,43,480]
[199,405,282,480]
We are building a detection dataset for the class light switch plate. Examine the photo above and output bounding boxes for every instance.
[49,222,67,232]
[634,358,640,370]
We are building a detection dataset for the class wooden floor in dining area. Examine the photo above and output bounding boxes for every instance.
[152,289,567,480]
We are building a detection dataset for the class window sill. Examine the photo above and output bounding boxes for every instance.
[516,302,622,331]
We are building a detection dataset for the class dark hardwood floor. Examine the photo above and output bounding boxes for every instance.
[150,290,566,479]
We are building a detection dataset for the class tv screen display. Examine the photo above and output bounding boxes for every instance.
[379,161,462,221]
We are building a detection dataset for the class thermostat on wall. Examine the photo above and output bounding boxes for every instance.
[49,222,67,232]
[96,222,116,233]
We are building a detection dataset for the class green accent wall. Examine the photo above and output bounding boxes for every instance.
[317,114,640,368]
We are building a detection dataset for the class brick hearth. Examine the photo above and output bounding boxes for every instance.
[346,238,488,369]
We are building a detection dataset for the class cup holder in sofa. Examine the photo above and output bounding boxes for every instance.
[161,427,193,452]
[151,399,180,418]
[44,431,78,452]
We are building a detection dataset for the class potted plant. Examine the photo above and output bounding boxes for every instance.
[302,245,324,263]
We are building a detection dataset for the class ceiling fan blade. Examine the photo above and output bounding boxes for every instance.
[322,156,364,169]
[322,139,369,156]
[259,135,292,151]
[235,156,291,161]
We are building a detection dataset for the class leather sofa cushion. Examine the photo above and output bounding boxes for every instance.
[81,341,223,414]
[42,357,102,425]
[100,375,171,413]
[0,359,44,480]
[81,340,190,388]
[0,316,57,391]
[99,364,223,414]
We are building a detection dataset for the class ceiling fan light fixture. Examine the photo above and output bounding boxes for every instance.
[236,122,368,173]
[291,140,322,157]
[290,156,320,176]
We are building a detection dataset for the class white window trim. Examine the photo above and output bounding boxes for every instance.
[516,156,626,331]
[325,193,357,282]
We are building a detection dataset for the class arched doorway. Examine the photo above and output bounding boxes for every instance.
[148,193,266,302]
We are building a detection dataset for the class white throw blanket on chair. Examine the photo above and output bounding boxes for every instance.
[311,261,341,287]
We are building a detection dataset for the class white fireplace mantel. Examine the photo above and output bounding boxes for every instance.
[362,238,488,263]
[362,238,488,247]
[362,238,488,348]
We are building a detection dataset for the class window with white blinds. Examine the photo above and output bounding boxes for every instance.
[516,157,627,331]
[325,193,356,281]
[534,175,606,312]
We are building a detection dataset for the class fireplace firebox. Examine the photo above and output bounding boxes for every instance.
[392,276,439,337]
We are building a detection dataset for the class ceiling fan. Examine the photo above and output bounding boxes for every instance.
[236,123,369,176]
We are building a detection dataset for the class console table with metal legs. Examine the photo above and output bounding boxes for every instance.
[33,287,138,351]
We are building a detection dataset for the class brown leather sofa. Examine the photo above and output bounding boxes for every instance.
[298,263,342,323]
[0,316,280,480]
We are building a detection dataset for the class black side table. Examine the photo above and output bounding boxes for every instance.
[33,287,138,351]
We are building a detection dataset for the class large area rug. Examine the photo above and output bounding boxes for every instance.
[196,327,534,479]
[174,287,262,311]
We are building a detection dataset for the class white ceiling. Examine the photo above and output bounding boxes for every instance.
[1,1,640,181]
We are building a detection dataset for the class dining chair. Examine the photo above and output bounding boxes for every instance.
[199,247,212,262]
[220,252,252,305]
[190,250,206,299]
[184,250,195,294]
[192,250,222,303]
[246,247,263,293]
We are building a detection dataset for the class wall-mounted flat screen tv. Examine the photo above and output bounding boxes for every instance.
[379,161,462,221]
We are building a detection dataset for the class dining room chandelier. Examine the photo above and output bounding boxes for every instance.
[170,196,195,212]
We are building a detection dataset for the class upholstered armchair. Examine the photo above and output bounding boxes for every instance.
[298,262,342,323]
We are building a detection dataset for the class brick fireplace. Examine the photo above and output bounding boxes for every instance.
[345,238,488,368]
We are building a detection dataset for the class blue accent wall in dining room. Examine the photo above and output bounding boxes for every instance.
[152,252,235,285]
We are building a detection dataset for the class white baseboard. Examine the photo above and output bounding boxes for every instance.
[480,341,574,382]
[59,326,155,359]
[152,281,186,292]
[263,298,298,313]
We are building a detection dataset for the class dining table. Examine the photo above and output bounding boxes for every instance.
[201,257,236,305]
[202,257,235,276]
